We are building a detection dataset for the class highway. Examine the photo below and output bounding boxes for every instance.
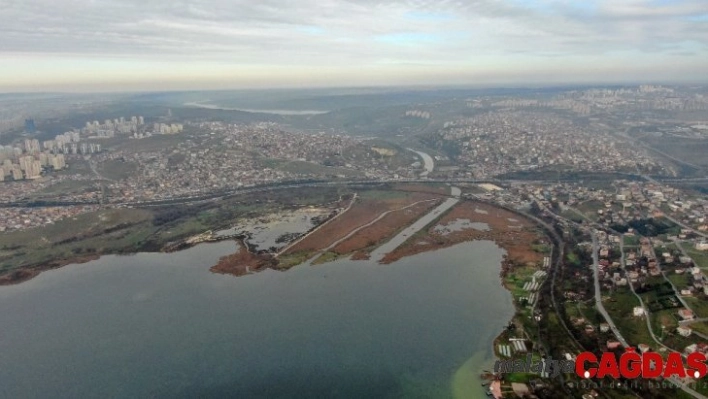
[591,230,629,348]
[5,172,708,213]
[0,177,510,209]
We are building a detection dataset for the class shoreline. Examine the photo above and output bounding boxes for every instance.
[449,251,546,398]
[0,254,100,286]
[0,232,242,286]
[0,193,546,397]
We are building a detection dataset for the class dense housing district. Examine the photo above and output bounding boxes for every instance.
[2,84,708,398]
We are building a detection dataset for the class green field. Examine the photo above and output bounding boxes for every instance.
[0,208,154,273]
[688,321,708,336]
[667,273,690,290]
[98,159,139,180]
[0,185,352,278]
[649,309,681,340]
[277,251,314,269]
[686,246,708,268]
[684,297,708,319]
[576,200,605,220]
[34,180,95,196]
[605,288,656,347]
[566,251,581,267]
[504,264,539,299]
[560,209,585,223]
[54,158,92,177]
[312,251,341,265]
[358,189,413,201]
[623,234,640,246]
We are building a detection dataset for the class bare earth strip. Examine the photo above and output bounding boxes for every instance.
[381,200,545,267]
[370,186,461,262]
[276,193,358,257]
[281,191,442,257]
[323,198,440,260]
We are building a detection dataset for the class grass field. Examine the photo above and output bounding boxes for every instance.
[312,251,341,265]
[566,251,581,267]
[260,158,364,178]
[0,208,154,273]
[663,333,697,353]
[667,273,690,290]
[686,246,708,268]
[605,288,656,347]
[623,234,640,246]
[576,200,605,220]
[54,158,92,177]
[34,180,95,196]
[0,185,351,278]
[560,209,585,223]
[0,208,152,249]
[688,321,708,336]
[357,189,419,202]
[98,159,139,180]
[505,264,538,299]
[650,309,681,340]
[685,297,708,319]
[276,251,314,269]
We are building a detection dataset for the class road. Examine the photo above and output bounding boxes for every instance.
[530,195,708,397]
[301,197,439,264]
[620,236,675,350]
[661,211,708,239]
[591,230,629,348]
[369,186,460,261]
[675,239,691,258]
[275,193,358,257]
[641,174,708,239]
[619,234,707,399]
[645,236,695,312]
[612,127,703,173]
[1,177,507,208]
[6,173,708,211]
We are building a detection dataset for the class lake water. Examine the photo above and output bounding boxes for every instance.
[183,102,329,115]
[0,240,512,399]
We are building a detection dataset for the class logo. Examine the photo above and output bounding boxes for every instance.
[576,348,707,380]
[494,348,708,380]
[494,354,574,378]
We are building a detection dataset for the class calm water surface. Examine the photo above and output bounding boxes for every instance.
[0,240,512,399]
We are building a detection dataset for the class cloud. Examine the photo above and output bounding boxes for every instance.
[0,0,706,90]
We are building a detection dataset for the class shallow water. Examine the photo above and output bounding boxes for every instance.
[434,219,490,235]
[0,240,512,399]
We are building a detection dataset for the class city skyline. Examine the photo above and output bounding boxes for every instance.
[1,0,707,92]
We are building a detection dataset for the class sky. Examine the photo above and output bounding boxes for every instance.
[1,0,707,92]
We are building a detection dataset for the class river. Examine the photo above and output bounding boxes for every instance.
[0,239,512,399]
[407,149,435,177]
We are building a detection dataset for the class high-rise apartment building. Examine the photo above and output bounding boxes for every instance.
[24,118,36,133]
[25,159,42,179]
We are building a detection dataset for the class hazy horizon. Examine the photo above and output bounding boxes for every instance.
[2,0,707,93]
